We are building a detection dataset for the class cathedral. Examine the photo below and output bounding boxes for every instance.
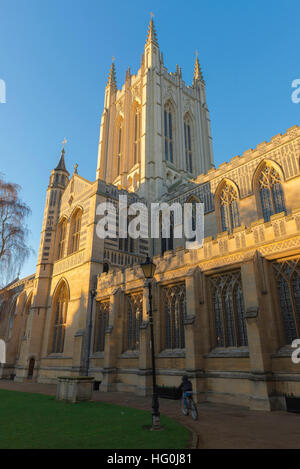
[1,19,300,411]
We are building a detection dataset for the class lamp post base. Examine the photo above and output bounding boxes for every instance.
[152,413,161,431]
[152,392,160,430]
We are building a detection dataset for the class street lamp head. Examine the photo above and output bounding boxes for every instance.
[141,256,156,279]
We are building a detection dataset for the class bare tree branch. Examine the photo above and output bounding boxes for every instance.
[0,174,33,287]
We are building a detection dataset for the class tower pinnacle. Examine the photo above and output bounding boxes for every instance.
[146,14,158,46]
[107,59,117,89]
[193,53,204,84]
[55,138,68,173]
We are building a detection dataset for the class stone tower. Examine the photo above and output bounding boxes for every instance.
[15,144,70,380]
[96,18,214,201]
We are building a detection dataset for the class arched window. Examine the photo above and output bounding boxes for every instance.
[125,293,142,351]
[51,282,68,353]
[163,283,186,350]
[94,301,109,352]
[273,259,300,344]
[218,182,240,233]
[164,102,174,163]
[69,210,82,254]
[22,293,33,340]
[184,115,193,173]
[116,121,123,177]
[57,219,67,260]
[133,107,141,165]
[257,163,286,222]
[7,295,18,340]
[209,271,248,348]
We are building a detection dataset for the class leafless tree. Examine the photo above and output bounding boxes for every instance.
[0,174,32,287]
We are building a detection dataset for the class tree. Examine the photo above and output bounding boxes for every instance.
[0,174,32,287]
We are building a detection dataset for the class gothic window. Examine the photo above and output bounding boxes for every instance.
[133,108,141,165]
[125,293,143,351]
[57,219,67,260]
[7,295,18,340]
[69,209,82,254]
[218,183,241,233]
[51,282,68,353]
[94,301,109,353]
[184,115,193,173]
[209,271,248,348]
[272,259,300,344]
[257,164,286,222]
[116,121,123,176]
[164,102,174,163]
[162,283,186,350]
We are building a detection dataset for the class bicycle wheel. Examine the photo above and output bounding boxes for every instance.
[190,399,198,421]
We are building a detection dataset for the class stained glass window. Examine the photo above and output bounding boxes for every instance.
[164,102,174,163]
[273,259,300,344]
[133,108,141,165]
[258,164,286,222]
[57,219,67,260]
[94,301,109,353]
[52,283,68,353]
[125,293,143,351]
[70,210,82,254]
[184,115,193,173]
[209,271,248,348]
[162,284,186,349]
[218,183,240,233]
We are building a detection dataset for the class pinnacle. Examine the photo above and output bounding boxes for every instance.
[107,61,117,89]
[193,55,204,83]
[146,17,158,47]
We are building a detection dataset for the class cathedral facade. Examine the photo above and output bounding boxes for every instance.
[1,19,300,411]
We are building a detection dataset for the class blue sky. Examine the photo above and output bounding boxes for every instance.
[0,0,299,279]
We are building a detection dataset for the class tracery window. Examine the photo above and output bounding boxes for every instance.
[257,164,286,222]
[184,115,193,173]
[52,283,68,353]
[162,283,186,349]
[69,210,82,254]
[57,219,67,260]
[164,102,174,163]
[209,271,248,348]
[272,259,300,344]
[125,293,143,351]
[133,108,141,165]
[94,301,109,353]
[218,183,240,233]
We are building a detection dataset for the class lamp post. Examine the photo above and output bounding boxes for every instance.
[140,256,160,430]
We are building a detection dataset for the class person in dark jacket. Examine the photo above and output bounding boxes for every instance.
[178,375,193,409]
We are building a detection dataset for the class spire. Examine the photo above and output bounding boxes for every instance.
[146,14,158,47]
[55,138,68,173]
[107,59,117,89]
[193,53,204,85]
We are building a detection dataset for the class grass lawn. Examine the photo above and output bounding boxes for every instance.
[0,390,190,449]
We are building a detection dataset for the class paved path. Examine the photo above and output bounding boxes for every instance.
[0,380,300,449]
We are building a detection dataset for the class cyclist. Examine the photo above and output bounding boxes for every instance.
[178,375,193,413]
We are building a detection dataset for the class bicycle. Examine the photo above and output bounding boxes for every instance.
[181,393,198,421]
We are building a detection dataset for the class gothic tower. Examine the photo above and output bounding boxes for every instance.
[15,143,70,380]
[96,18,214,201]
